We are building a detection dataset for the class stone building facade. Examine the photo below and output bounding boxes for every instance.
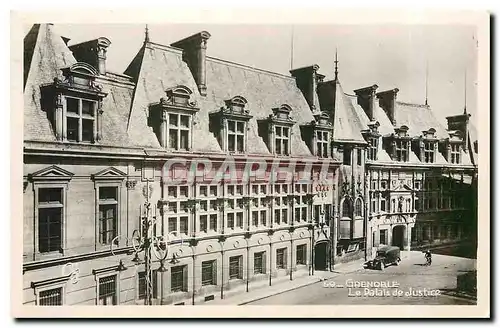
[22,24,477,305]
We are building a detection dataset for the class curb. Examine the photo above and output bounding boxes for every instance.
[238,278,323,305]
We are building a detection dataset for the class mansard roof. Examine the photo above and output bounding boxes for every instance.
[23,24,136,148]
[394,102,448,139]
[125,41,315,156]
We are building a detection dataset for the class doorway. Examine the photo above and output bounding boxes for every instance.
[314,242,328,271]
[392,225,405,250]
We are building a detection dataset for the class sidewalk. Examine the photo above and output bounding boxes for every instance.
[207,258,367,305]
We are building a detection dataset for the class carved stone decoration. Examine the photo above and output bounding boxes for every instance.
[280,234,286,241]
[342,179,350,196]
[206,245,213,252]
[233,241,240,248]
[126,180,137,190]
[258,238,265,245]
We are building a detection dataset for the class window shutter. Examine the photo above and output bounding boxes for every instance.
[262,252,267,273]
[183,266,188,292]
[212,261,217,284]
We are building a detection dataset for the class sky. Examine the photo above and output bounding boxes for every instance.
[50,23,478,126]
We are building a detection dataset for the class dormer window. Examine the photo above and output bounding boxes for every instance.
[395,140,409,162]
[210,96,252,154]
[40,63,107,143]
[148,85,199,151]
[417,128,437,163]
[450,143,461,164]
[275,126,290,155]
[316,130,330,158]
[363,121,380,161]
[423,142,435,163]
[444,130,463,164]
[301,112,332,158]
[260,105,295,156]
[390,125,410,162]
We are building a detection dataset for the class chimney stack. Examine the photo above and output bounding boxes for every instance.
[69,37,111,75]
[446,113,471,152]
[171,31,211,96]
[376,88,399,125]
[290,65,321,112]
[354,84,379,121]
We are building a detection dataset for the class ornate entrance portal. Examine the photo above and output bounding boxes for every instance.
[392,225,405,250]
[314,241,328,271]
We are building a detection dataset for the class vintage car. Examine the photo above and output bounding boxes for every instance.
[364,246,401,270]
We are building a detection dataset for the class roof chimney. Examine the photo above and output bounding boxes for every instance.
[376,88,399,125]
[290,65,321,112]
[171,31,211,96]
[69,37,111,75]
[354,84,379,121]
[446,113,471,152]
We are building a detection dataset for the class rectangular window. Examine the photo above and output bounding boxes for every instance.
[296,245,307,265]
[276,248,287,269]
[138,271,158,300]
[209,214,217,231]
[254,252,265,274]
[179,216,188,234]
[316,130,329,158]
[168,218,177,234]
[167,186,190,236]
[275,125,290,155]
[171,265,188,292]
[380,229,387,245]
[227,213,235,229]
[38,287,63,306]
[324,204,332,225]
[200,215,208,233]
[357,148,362,166]
[201,260,217,286]
[423,141,434,163]
[38,188,63,253]
[229,256,243,280]
[252,211,258,227]
[167,113,190,151]
[450,144,461,164]
[98,275,117,305]
[236,212,243,228]
[343,147,351,165]
[314,205,321,224]
[395,139,409,162]
[367,136,378,160]
[227,119,245,153]
[98,186,118,245]
[65,97,96,143]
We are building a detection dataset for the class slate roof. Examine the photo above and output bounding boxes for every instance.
[125,41,315,156]
[23,24,478,168]
[24,24,77,142]
[342,82,474,167]
[23,24,137,148]
[394,102,448,139]
[331,81,367,144]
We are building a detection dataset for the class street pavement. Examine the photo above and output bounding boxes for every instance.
[247,251,476,305]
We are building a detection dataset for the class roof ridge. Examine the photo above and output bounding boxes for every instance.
[23,24,41,90]
[148,42,184,54]
[206,56,295,80]
[396,100,429,108]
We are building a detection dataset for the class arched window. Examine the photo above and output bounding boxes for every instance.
[354,198,363,217]
[341,198,351,218]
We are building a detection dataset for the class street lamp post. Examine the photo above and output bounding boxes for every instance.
[130,180,169,305]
